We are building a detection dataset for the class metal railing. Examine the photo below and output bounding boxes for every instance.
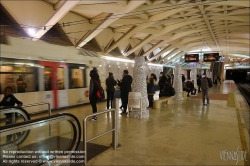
[0,113,81,163]
[83,99,119,165]
[22,102,51,116]
[22,102,51,135]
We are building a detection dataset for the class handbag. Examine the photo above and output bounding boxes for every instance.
[114,89,121,98]
[93,79,105,101]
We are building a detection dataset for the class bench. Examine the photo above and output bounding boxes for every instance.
[153,96,171,109]
[182,91,187,97]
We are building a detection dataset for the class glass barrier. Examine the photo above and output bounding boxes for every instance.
[0,114,82,165]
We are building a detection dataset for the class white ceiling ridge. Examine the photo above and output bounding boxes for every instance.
[76,0,147,49]
[121,18,202,57]
[104,6,193,54]
[32,0,81,41]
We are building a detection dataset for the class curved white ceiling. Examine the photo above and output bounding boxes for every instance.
[1,0,249,63]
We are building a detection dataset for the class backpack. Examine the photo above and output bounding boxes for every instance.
[170,87,175,96]
[207,78,213,88]
[93,79,105,101]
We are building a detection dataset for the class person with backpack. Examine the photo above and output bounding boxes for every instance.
[106,72,117,109]
[0,86,23,142]
[89,70,101,121]
[200,73,210,105]
[162,81,175,97]
[158,72,167,97]
[117,70,133,115]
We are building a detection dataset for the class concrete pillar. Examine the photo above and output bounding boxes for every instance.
[190,68,197,87]
[173,64,183,100]
[130,56,149,119]
[220,62,225,81]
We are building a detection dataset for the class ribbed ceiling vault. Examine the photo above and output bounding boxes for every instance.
[0,0,249,63]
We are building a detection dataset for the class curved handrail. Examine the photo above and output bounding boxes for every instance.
[0,107,31,146]
[0,113,81,161]
[0,106,30,121]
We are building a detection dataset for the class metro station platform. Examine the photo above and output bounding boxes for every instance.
[26,80,249,166]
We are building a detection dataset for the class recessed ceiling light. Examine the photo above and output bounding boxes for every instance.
[27,28,36,36]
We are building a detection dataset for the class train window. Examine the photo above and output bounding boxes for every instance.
[0,58,38,94]
[71,69,84,88]
[44,67,52,91]
[68,64,86,89]
[57,67,65,90]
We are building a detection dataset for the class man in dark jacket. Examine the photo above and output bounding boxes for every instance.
[182,74,186,83]
[117,70,132,114]
[0,86,23,142]
[158,72,166,97]
[106,72,117,109]
[200,73,210,105]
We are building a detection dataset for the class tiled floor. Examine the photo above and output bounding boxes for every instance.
[1,80,249,166]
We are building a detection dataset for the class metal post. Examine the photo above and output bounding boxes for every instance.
[113,98,120,148]
[83,119,87,166]
[112,107,116,150]
[48,103,52,136]
[12,112,16,142]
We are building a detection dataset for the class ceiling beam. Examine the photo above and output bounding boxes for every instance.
[197,1,221,52]
[142,40,166,56]
[123,19,201,56]
[76,0,146,48]
[104,6,192,54]
[32,0,80,41]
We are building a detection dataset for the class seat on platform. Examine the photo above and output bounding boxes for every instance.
[153,96,172,109]
[128,92,142,118]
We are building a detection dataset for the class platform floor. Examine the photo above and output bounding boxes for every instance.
[26,81,250,165]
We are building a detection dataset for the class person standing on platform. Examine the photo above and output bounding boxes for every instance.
[0,86,23,142]
[158,72,166,97]
[201,73,210,105]
[197,75,201,93]
[89,70,100,121]
[117,70,133,115]
[147,73,157,108]
[166,75,171,84]
[182,74,186,83]
[106,72,117,109]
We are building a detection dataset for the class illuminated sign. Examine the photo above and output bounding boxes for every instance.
[203,53,219,62]
[184,54,199,62]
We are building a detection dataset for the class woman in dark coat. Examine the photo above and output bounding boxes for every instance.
[89,70,100,121]
[106,72,117,109]
[147,73,157,108]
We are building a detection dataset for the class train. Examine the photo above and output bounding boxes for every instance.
[0,36,166,114]
[0,36,102,114]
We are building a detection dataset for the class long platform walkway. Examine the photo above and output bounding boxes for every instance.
[29,80,249,166]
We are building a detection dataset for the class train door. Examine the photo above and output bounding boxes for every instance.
[39,61,67,109]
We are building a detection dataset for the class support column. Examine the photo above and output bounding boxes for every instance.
[220,62,225,81]
[130,56,149,119]
[190,68,197,87]
[173,64,183,100]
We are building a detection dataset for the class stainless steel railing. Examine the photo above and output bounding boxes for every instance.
[82,98,119,165]
[22,102,51,116]
[22,102,52,135]
[0,113,81,163]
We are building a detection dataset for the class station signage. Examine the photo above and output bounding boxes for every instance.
[203,53,219,62]
[184,54,199,62]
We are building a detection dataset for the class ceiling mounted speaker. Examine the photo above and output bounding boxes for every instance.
[0,35,9,45]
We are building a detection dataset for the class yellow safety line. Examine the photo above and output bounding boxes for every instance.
[236,107,250,166]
